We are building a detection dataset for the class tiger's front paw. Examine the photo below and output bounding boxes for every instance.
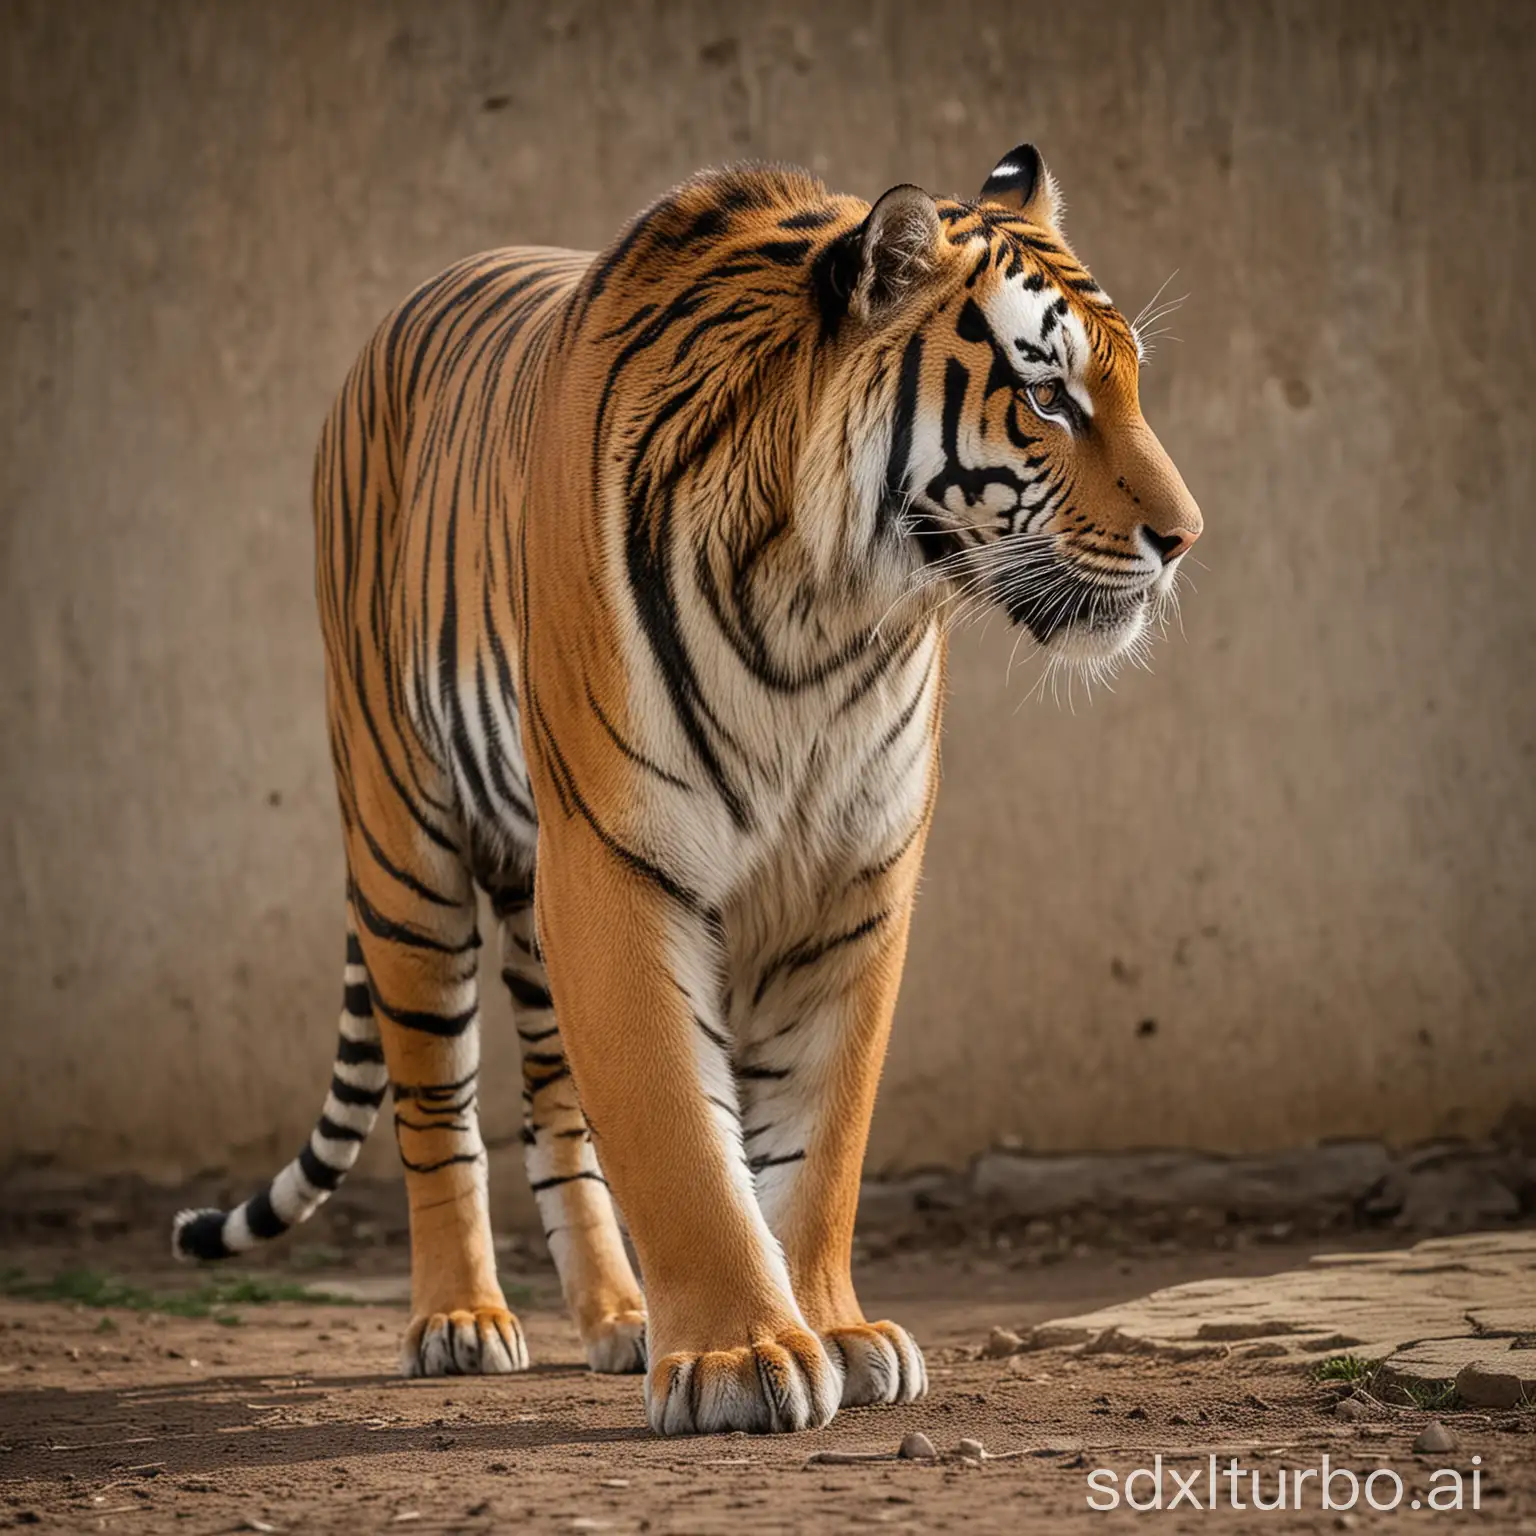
[822,1319,927,1407]
[401,1305,530,1376]
[646,1323,841,1434]
[583,1307,648,1374]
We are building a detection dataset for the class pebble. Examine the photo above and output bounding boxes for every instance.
[1456,1360,1528,1411]
[805,1449,896,1465]
[1412,1420,1460,1455]
[898,1431,937,1461]
[982,1327,1023,1359]
[955,1437,986,1461]
[1334,1396,1369,1422]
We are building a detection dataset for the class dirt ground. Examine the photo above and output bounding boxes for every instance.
[2,1208,1533,1536]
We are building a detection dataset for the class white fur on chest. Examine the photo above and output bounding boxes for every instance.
[627,604,939,921]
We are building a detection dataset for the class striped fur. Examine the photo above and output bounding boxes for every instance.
[169,145,1200,1429]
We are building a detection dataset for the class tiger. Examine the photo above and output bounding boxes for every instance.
[170,143,1201,1435]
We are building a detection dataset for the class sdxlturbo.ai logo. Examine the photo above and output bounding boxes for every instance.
[1087,1454,1484,1513]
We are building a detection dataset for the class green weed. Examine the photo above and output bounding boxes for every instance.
[0,1267,359,1320]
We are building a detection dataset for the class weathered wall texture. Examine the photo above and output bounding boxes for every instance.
[3,1,1533,1200]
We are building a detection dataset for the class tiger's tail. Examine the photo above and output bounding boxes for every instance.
[172,932,388,1261]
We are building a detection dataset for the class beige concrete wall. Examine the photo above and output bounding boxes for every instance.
[3,0,1533,1196]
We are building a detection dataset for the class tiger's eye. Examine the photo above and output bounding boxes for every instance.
[1031,380,1062,411]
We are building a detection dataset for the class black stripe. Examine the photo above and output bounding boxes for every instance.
[371,991,477,1037]
[395,1115,471,1134]
[393,1069,478,1101]
[748,237,811,266]
[695,1015,731,1052]
[350,878,477,956]
[330,1072,387,1108]
[317,1114,368,1143]
[779,206,838,230]
[501,968,554,1011]
[878,332,924,537]
[342,983,374,1018]
[753,911,891,1004]
[298,1143,346,1192]
[585,683,693,791]
[244,1188,288,1241]
[526,1065,571,1093]
[336,1033,383,1066]
[398,1150,485,1174]
[529,1170,608,1193]
[175,1211,233,1261]
[622,389,752,829]
[528,689,714,917]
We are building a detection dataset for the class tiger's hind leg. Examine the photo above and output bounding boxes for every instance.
[345,829,528,1377]
[491,880,646,1373]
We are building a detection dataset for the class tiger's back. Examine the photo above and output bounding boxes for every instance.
[312,245,589,882]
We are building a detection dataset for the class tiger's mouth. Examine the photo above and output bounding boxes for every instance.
[1002,570,1152,659]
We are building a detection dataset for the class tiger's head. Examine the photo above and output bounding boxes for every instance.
[812,144,1202,671]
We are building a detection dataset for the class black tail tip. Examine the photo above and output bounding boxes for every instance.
[172,1207,232,1262]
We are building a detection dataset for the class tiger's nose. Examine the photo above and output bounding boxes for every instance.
[1141,525,1199,565]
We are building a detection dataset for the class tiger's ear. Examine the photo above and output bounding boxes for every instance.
[849,184,943,322]
[979,143,1060,228]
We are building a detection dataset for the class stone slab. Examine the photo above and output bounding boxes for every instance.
[1023,1231,1536,1373]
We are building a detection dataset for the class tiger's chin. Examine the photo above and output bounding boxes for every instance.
[1004,587,1153,672]
[1046,598,1151,666]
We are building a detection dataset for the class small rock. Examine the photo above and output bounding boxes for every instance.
[1126,1407,1147,1421]
[982,1327,1023,1359]
[898,1431,937,1461]
[1025,1440,1083,1458]
[1333,1515,1357,1531]
[805,1449,895,1465]
[1456,1359,1528,1411]
[1169,1412,1191,1426]
[1413,1420,1460,1455]
[597,1478,628,1488]
[955,1437,986,1460]
[1334,1397,1369,1422]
